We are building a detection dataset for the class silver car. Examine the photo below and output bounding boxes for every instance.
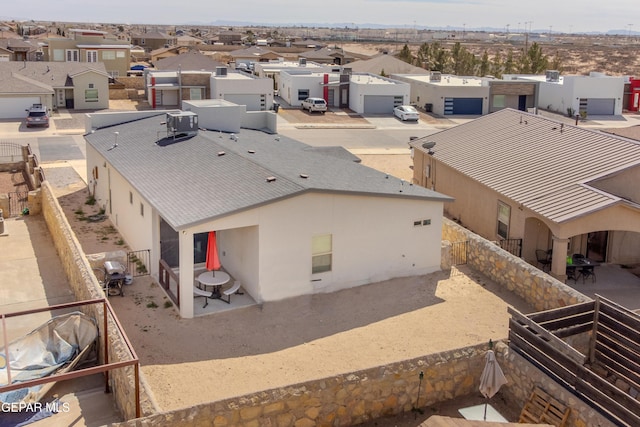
[394,105,419,121]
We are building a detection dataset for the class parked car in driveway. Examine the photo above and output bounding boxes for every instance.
[25,104,50,128]
[301,97,327,114]
[394,105,419,121]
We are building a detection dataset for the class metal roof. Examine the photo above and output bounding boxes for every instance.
[86,115,451,230]
[410,108,640,223]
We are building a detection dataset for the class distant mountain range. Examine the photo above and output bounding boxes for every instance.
[2,15,639,36]
[191,20,640,36]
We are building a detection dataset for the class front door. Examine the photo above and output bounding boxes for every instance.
[586,231,608,262]
[518,95,527,111]
[56,89,66,108]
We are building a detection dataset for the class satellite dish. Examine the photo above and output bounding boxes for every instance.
[422,141,436,150]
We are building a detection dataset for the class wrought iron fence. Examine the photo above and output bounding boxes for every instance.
[8,191,28,217]
[127,250,150,277]
[498,238,522,258]
[450,240,468,265]
[0,142,23,163]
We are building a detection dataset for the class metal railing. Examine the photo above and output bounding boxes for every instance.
[0,142,23,162]
[8,191,29,216]
[159,258,180,306]
[127,249,150,277]
[498,238,523,258]
[451,240,468,265]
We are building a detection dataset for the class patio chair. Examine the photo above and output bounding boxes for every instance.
[536,249,551,272]
[566,266,577,283]
[579,265,596,283]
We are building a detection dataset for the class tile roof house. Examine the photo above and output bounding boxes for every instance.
[130,31,176,52]
[84,109,451,318]
[0,61,109,117]
[0,38,43,61]
[410,108,640,281]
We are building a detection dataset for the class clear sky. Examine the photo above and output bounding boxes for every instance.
[1,0,636,33]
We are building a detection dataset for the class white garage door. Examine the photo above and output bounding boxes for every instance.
[586,98,615,115]
[363,95,396,114]
[0,97,41,119]
[224,94,264,111]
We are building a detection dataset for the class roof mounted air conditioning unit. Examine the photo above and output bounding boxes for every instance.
[165,111,198,139]
[299,58,307,66]
[430,71,442,82]
[545,70,560,82]
[216,66,228,77]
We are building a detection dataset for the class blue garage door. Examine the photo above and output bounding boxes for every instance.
[444,98,483,115]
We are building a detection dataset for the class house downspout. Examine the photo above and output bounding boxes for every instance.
[178,65,182,108]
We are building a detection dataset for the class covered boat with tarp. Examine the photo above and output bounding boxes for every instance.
[0,312,98,404]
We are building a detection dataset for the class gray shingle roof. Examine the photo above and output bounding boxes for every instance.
[86,115,451,230]
[0,62,107,92]
[155,52,225,71]
[347,55,426,75]
[410,109,640,223]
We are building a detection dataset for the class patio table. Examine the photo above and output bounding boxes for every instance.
[197,271,230,299]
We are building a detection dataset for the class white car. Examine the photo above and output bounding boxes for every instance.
[301,98,327,114]
[394,105,419,121]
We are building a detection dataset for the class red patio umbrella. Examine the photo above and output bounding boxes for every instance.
[205,231,221,274]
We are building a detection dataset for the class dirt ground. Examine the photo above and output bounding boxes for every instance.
[27,163,533,426]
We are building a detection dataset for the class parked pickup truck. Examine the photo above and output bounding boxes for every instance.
[301,97,327,114]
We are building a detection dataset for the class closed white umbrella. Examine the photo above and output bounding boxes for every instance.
[479,348,507,420]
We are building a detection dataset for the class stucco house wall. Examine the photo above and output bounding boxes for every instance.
[278,71,327,107]
[71,71,109,110]
[348,76,410,114]
[86,144,154,255]
[210,74,274,111]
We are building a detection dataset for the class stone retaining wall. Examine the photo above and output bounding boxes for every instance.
[114,344,490,427]
[40,181,156,420]
[442,218,591,311]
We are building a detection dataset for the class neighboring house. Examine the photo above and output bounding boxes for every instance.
[291,39,326,49]
[229,46,281,67]
[298,47,355,65]
[155,52,225,72]
[149,45,190,64]
[84,108,451,318]
[47,29,130,78]
[253,59,333,92]
[392,72,538,115]
[0,38,43,61]
[0,61,109,117]
[146,69,211,107]
[504,71,625,116]
[348,54,426,76]
[176,35,203,47]
[279,69,410,114]
[218,31,243,45]
[410,108,640,281]
[130,31,176,52]
[210,68,274,111]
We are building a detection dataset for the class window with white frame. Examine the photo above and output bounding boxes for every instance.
[312,234,332,274]
[102,50,115,60]
[116,51,125,58]
[85,89,99,102]
[86,50,98,62]
[493,94,506,108]
[497,201,510,239]
[65,49,79,62]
